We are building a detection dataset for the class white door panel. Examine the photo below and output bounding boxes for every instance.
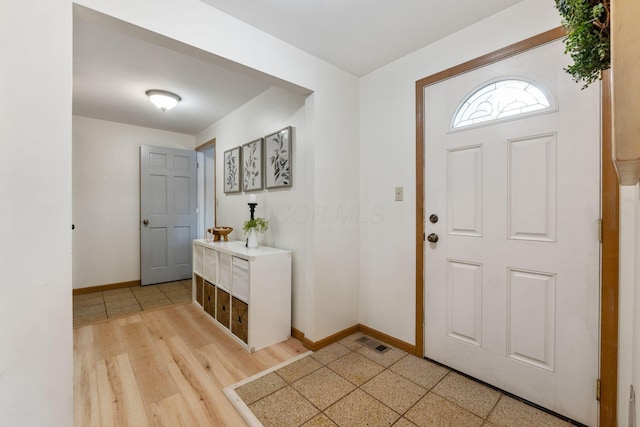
[424,40,600,425]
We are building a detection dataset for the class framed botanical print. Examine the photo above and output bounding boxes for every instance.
[242,138,263,191]
[223,146,241,193]
[264,126,292,189]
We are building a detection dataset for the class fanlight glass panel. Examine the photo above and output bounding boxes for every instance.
[452,78,553,129]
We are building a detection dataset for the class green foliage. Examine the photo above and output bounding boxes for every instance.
[555,0,610,89]
[243,217,269,234]
[268,132,290,185]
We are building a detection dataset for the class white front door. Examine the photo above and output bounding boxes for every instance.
[140,145,197,285]
[423,40,600,425]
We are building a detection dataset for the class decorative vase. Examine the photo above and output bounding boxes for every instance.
[247,229,258,249]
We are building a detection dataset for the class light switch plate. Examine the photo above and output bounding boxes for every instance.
[395,186,403,201]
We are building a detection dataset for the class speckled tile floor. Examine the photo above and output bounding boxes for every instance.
[72,279,192,326]
[231,333,579,427]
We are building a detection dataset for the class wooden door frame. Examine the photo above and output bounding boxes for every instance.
[414,27,619,426]
[195,138,218,228]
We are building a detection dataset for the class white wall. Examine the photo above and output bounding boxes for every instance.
[1,1,633,425]
[197,86,307,329]
[358,0,563,345]
[619,183,640,427]
[74,0,361,341]
[72,116,195,288]
[0,0,73,425]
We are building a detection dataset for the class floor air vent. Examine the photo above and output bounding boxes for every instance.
[356,336,390,353]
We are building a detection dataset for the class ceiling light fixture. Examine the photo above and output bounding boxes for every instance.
[145,89,181,112]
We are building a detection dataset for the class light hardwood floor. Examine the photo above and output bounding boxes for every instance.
[74,303,306,426]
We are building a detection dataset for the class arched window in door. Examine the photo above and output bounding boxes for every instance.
[451,77,555,130]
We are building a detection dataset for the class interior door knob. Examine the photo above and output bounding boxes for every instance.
[143,219,149,225]
[427,233,439,243]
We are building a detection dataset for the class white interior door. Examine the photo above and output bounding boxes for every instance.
[140,145,197,285]
[423,40,600,425]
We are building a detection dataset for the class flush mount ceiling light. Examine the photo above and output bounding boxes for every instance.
[145,89,181,112]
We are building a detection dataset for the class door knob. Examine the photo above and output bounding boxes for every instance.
[143,219,149,225]
[427,233,439,243]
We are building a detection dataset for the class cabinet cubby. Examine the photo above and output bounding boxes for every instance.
[192,240,291,352]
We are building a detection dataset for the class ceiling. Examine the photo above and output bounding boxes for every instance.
[198,0,525,76]
[73,0,524,135]
[73,10,284,135]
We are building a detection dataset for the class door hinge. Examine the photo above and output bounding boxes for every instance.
[598,218,603,243]
[596,378,601,401]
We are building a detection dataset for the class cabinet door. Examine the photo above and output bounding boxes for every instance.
[194,274,204,307]
[193,244,205,276]
[232,256,249,302]
[204,248,217,283]
[218,252,232,290]
[216,287,231,329]
[231,297,249,344]
[203,280,215,317]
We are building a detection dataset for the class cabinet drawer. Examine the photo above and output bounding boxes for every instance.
[232,257,249,302]
[193,245,204,275]
[231,297,249,344]
[218,252,232,289]
[194,274,204,307]
[203,281,215,317]
[216,287,231,329]
[204,248,217,283]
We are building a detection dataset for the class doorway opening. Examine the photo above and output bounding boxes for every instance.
[197,138,217,237]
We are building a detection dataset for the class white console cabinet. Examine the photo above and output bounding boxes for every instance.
[192,239,291,352]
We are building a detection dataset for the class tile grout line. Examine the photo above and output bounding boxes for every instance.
[237,335,575,427]
[423,356,585,426]
[325,344,405,424]
[294,344,389,427]
[427,370,497,422]
[484,393,505,424]
[361,357,488,425]
[73,280,189,327]
[272,341,433,426]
